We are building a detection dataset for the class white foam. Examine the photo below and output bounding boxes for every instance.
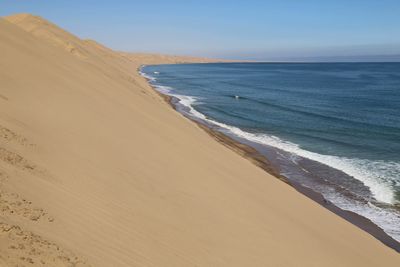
[221,124,397,204]
[170,91,398,205]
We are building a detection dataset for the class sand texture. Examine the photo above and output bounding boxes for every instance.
[0,13,399,266]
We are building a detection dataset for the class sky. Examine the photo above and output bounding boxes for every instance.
[1,0,400,60]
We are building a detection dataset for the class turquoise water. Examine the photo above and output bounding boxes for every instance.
[141,63,400,241]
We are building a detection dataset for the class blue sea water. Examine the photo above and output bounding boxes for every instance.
[141,63,400,241]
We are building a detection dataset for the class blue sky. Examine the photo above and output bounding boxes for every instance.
[1,0,400,60]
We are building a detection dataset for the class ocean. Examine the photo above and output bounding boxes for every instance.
[141,62,400,242]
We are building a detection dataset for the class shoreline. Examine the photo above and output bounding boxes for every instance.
[139,66,400,253]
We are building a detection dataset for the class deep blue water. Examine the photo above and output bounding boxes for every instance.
[142,63,400,241]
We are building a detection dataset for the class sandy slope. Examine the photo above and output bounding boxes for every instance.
[0,13,399,266]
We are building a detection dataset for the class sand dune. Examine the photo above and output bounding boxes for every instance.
[0,14,399,266]
[120,52,230,65]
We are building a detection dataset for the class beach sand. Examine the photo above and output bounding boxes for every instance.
[0,13,399,266]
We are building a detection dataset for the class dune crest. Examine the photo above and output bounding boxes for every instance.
[4,14,90,59]
[0,13,399,266]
